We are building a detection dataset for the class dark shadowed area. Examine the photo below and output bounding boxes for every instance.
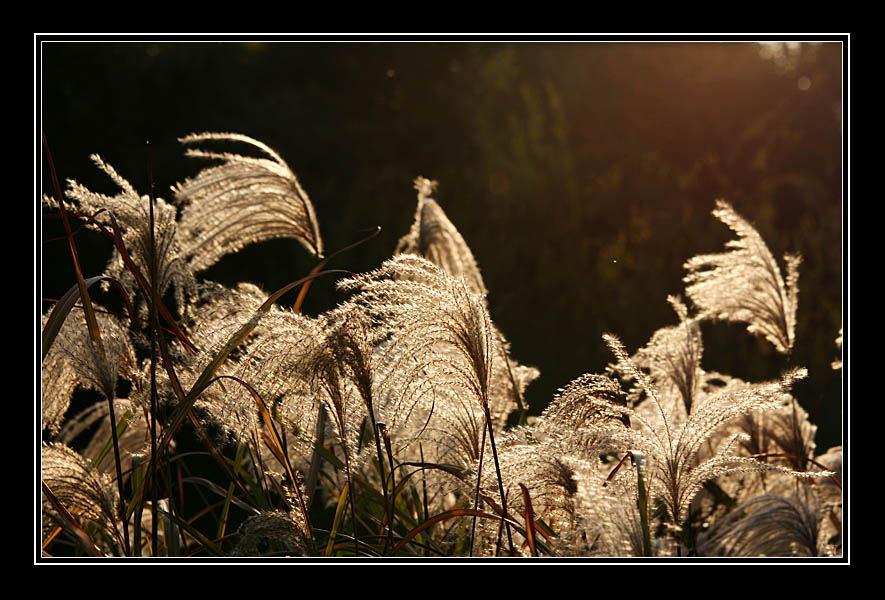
[40,38,844,451]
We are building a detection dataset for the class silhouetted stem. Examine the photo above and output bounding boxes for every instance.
[483,403,514,556]
[469,420,487,557]
[375,421,395,554]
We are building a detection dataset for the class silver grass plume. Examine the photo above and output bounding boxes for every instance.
[684,200,800,355]
[173,281,322,458]
[54,155,196,312]
[174,132,324,271]
[163,282,271,444]
[529,376,668,556]
[472,421,639,555]
[302,306,378,472]
[630,296,704,416]
[702,372,828,511]
[498,422,660,556]
[696,487,832,557]
[42,305,137,435]
[394,178,538,422]
[42,443,121,551]
[395,177,487,295]
[338,255,520,549]
[338,255,495,430]
[744,392,818,473]
[471,429,580,555]
[602,333,830,526]
[335,255,529,467]
[541,374,632,432]
[232,510,309,557]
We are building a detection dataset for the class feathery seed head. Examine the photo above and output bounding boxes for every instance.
[683,200,799,355]
[42,443,121,550]
[42,305,137,433]
[56,155,196,312]
[542,373,632,430]
[174,132,324,268]
[396,177,488,295]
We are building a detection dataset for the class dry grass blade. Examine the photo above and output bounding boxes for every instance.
[519,483,538,556]
[156,269,350,458]
[392,508,518,554]
[603,451,634,488]
[210,375,313,543]
[41,481,103,557]
[43,132,104,351]
[293,226,381,313]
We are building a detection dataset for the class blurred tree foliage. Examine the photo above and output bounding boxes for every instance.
[40,39,844,449]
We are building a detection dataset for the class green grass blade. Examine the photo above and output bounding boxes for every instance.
[325,481,350,556]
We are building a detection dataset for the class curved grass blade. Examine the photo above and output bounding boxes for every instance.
[42,132,103,352]
[155,505,224,556]
[519,483,538,556]
[325,481,350,556]
[632,451,652,557]
[98,212,198,354]
[42,276,136,360]
[475,493,559,557]
[41,481,103,557]
[212,374,313,544]
[156,269,351,459]
[392,508,518,555]
[216,442,249,541]
[292,226,380,313]
[179,476,259,517]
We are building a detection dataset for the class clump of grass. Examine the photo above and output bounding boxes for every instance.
[40,133,842,559]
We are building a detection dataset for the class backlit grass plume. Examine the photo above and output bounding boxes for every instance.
[602,333,829,527]
[339,256,503,432]
[47,154,196,312]
[683,200,800,355]
[42,443,122,553]
[396,177,487,295]
[338,255,520,552]
[696,488,831,556]
[41,304,137,435]
[174,132,324,270]
[630,296,703,417]
[395,177,538,423]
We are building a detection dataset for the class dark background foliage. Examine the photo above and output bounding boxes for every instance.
[40,38,844,450]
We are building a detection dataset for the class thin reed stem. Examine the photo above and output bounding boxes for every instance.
[483,403,514,556]
[469,416,487,556]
